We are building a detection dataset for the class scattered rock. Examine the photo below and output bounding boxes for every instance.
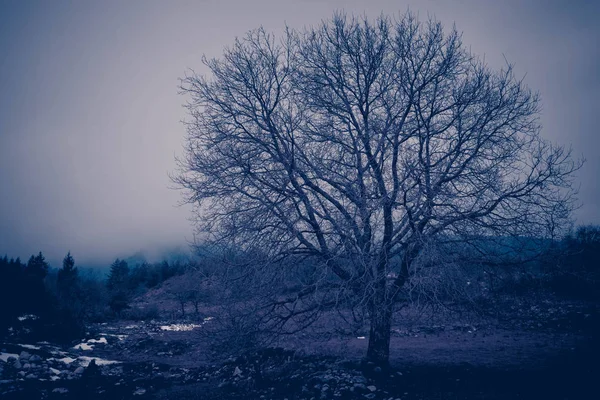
[133,388,146,395]
[74,367,85,374]
[29,355,42,363]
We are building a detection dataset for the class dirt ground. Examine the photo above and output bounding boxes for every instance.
[1,294,598,399]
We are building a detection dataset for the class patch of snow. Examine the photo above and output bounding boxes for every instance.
[0,352,19,362]
[203,316,214,322]
[55,357,77,364]
[17,314,38,321]
[101,333,128,340]
[50,376,60,381]
[17,344,41,350]
[124,325,138,329]
[160,324,201,331]
[73,343,93,351]
[49,368,61,375]
[77,356,120,367]
[357,336,366,340]
[87,337,107,344]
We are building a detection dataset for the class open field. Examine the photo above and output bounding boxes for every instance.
[1,292,598,399]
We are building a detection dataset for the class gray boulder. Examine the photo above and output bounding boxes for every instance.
[29,355,42,363]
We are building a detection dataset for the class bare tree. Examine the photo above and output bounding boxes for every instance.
[175,12,581,364]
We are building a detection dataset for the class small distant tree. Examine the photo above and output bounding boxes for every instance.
[108,292,130,316]
[107,259,131,316]
[107,259,130,291]
[128,262,150,290]
[26,252,49,281]
[57,252,79,299]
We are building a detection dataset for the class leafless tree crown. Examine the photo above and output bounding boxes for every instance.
[175,12,580,359]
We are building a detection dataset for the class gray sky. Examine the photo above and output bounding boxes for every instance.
[0,0,598,267]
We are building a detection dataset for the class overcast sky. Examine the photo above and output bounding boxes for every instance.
[0,0,598,267]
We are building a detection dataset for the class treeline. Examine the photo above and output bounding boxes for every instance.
[541,225,600,299]
[0,251,189,341]
[105,257,187,315]
[0,252,54,335]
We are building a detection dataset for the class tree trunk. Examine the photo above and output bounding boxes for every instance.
[366,299,393,365]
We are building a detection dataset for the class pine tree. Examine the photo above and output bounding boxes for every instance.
[107,259,131,315]
[22,252,50,316]
[57,252,79,300]
[26,251,49,280]
[107,259,129,291]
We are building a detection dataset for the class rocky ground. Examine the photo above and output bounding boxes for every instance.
[1,299,598,399]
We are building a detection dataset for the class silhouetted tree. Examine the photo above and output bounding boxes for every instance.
[0,255,26,334]
[108,291,130,316]
[107,259,131,315]
[176,12,581,363]
[107,258,129,291]
[25,251,48,281]
[57,251,79,299]
[22,252,51,315]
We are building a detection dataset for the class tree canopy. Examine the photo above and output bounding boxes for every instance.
[176,12,580,363]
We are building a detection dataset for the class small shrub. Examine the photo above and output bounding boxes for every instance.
[199,304,268,358]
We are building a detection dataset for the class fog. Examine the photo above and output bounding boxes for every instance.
[0,0,597,267]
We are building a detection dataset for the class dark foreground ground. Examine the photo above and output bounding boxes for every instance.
[1,298,598,400]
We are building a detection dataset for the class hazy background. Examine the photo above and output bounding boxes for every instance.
[0,0,598,267]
